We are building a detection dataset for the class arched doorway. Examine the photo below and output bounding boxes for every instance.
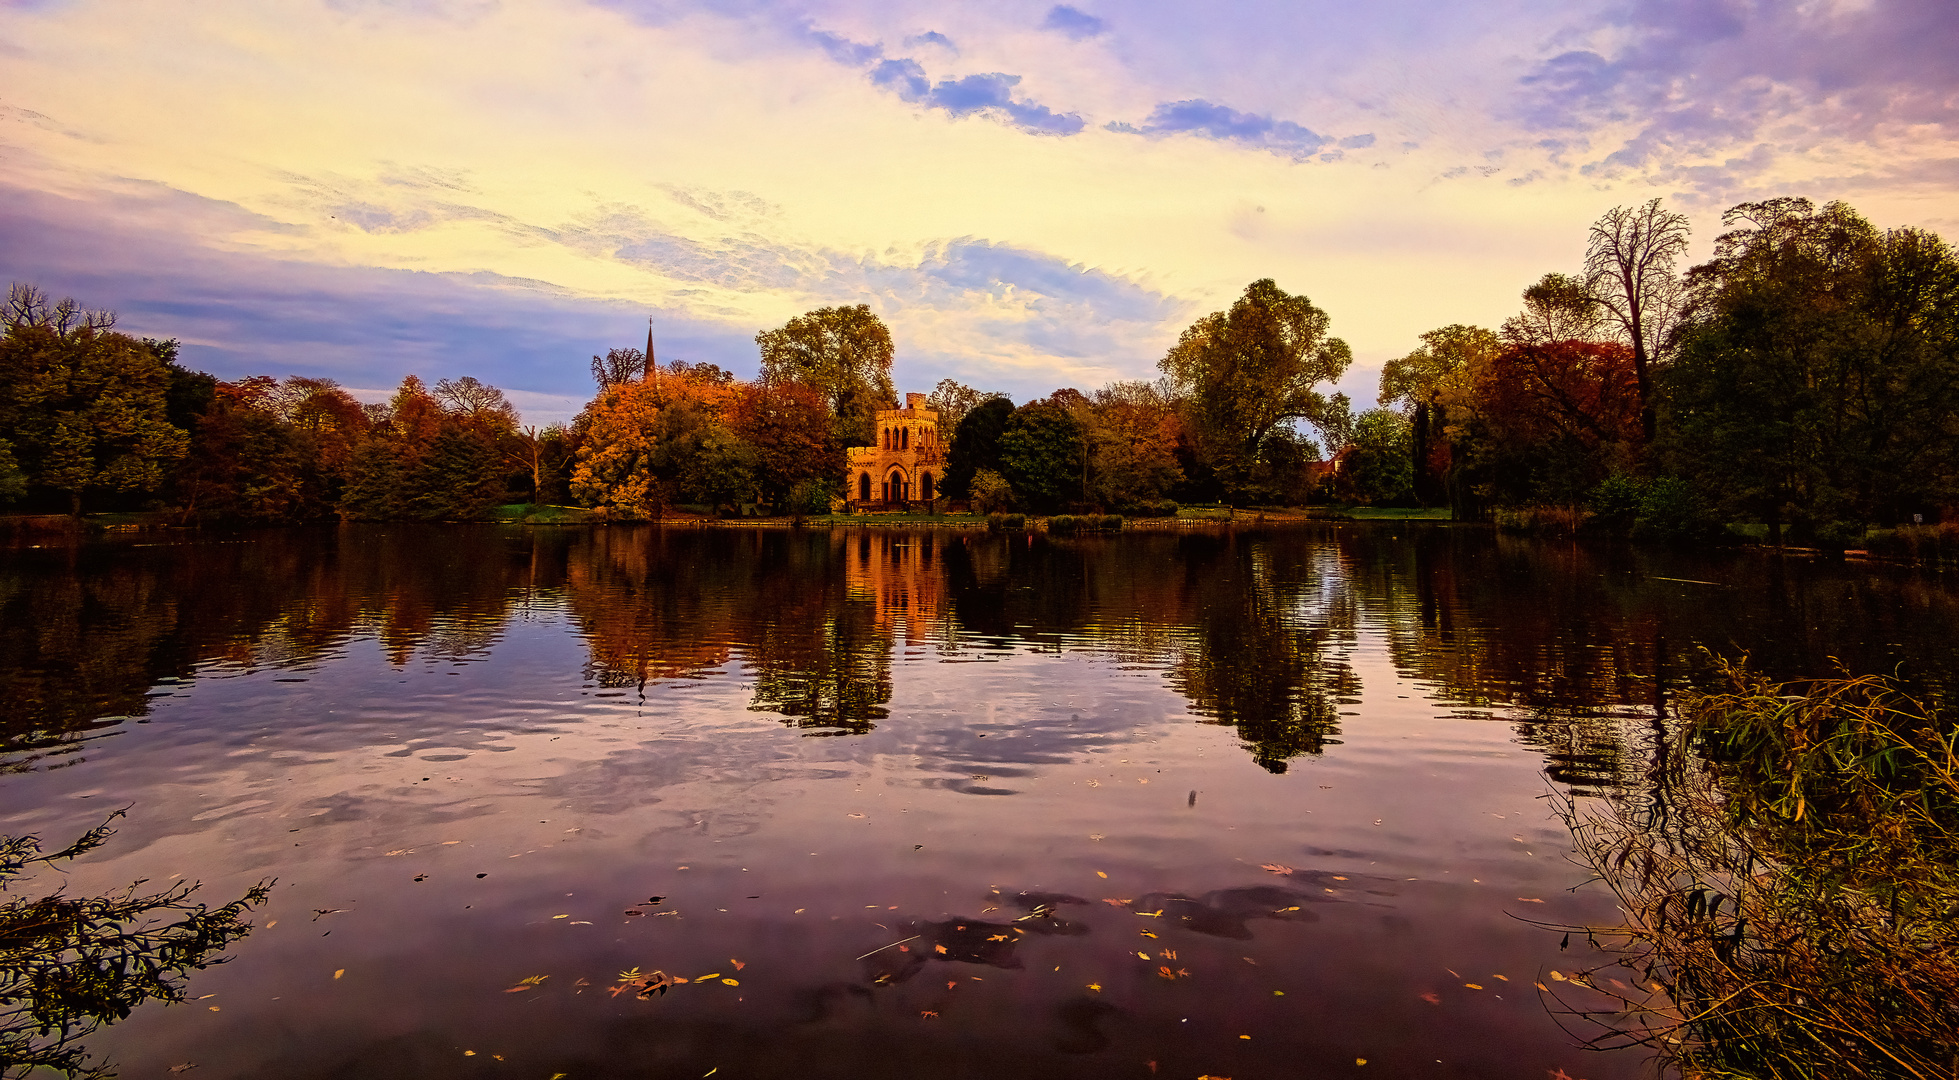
[920,472,934,500]
[858,472,871,502]
[888,469,906,503]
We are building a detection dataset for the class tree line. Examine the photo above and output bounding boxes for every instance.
[4,191,1951,537]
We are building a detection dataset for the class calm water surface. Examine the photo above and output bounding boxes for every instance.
[4,524,1957,1080]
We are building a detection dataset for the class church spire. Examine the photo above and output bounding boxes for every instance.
[645,318,656,373]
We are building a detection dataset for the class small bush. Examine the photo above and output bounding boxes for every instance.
[1631,477,1724,544]
[1099,514,1123,531]
[971,469,1016,513]
[1121,499,1178,518]
[1865,522,1959,564]
[1048,514,1079,534]
[987,512,1027,533]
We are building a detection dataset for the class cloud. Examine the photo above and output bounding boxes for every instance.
[1041,5,1106,40]
[1517,0,1959,190]
[1113,99,1330,161]
[871,60,1085,136]
[903,30,954,51]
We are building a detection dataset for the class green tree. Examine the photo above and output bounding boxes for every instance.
[1160,279,1351,502]
[755,305,895,446]
[943,395,1014,499]
[926,378,991,434]
[1379,324,1498,509]
[998,398,1086,511]
[1085,381,1185,508]
[0,289,190,515]
[1664,198,1959,536]
[1342,409,1414,504]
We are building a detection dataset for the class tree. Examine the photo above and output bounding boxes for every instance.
[943,395,1014,499]
[1160,279,1351,502]
[1341,409,1414,504]
[1476,340,1642,506]
[755,305,895,446]
[1500,273,1604,347]
[1084,381,1185,508]
[728,379,839,505]
[0,813,269,1080]
[1583,199,1691,446]
[926,378,990,434]
[1664,198,1959,535]
[340,375,508,521]
[591,347,648,389]
[1379,324,1498,508]
[569,367,751,516]
[0,300,190,515]
[998,398,1087,511]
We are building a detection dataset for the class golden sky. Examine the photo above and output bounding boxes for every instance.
[4,0,1956,422]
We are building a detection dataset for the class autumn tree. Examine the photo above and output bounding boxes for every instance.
[755,305,895,446]
[1584,200,1691,446]
[729,379,839,506]
[341,375,509,521]
[1161,279,1351,502]
[1084,381,1185,508]
[570,367,753,516]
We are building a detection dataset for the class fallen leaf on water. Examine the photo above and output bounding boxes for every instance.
[920,1010,939,1019]
[442,840,461,845]
[168,1066,196,1074]
[384,849,411,857]
[1493,974,1509,982]
[1096,871,1108,879]
[1259,863,1294,875]
[731,959,745,970]
[1548,970,1567,982]
[1331,876,1347,881]
[1085,780,1100,788]
[1088,833,1104,841]
[1086,983,1102,992]
[934,944,948,955]
[1464,983,1484,990]
[332,970,344,980]
[1535,982,1550,991]
[721,978,739,986]
[552,914,569,920]
[1357,1059,1368,1066]
[264,920,276,929]
[1159,950,1178,961]
[696,973,721,981]
[1139,930,1158,939]
[848,813,865,819]
[947,980,958,989]
[1419,991,1440,1004]
[1102,898,1130,907]
[1242,957,1257,965]
[1137,952,1151,960]
[207,1006,219,1012]
[463,1051,476,1057]
[1517,897,1545,903]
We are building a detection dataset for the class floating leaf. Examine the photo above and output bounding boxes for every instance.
[332,969,344,980]
[1102,898,1131,907]
[1464,983,1483,990]
[1259,863,1294,875]
[1086,983,1102,992]
[1419,991,1440,1004]
[721,978,739,986]
[1096,871,1108,879]
[1516,897,1544,903]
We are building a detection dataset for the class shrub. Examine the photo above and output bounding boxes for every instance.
[1121,499,1178,518]
[1099,514,1123,531]
[1631,477,1724,544]
[970,468,1015,513]
[1048,514,1079,534]
[986,512,1027,533]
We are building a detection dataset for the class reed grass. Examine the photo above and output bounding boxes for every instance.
[1551,656,1959,1079]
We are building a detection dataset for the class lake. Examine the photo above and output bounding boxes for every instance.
[3,523,1955,1079]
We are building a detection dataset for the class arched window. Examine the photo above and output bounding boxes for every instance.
[889,469,905,502]
[901,427,910,450]
[882,428,890,450]
[858,473,871,502]
[921,472,935,500]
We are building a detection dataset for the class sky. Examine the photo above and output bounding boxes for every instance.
[2,0,1955,424]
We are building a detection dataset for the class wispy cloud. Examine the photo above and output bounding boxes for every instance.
[1040,4,1106,41]
[1111,99,1330,161]
[872,62,1084,136]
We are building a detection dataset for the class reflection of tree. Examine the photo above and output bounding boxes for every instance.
[1167,540,1357,772]
[1,811,268,1079]
[745,533,898,733]
[561,528,738,689]
[0,529,572,766]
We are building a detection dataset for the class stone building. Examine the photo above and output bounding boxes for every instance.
[845,393,945,509]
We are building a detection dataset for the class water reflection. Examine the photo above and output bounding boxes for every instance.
[6,524,1959,785]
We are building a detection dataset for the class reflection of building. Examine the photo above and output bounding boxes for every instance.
[844,531,945,640]
[845,393,945,509]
